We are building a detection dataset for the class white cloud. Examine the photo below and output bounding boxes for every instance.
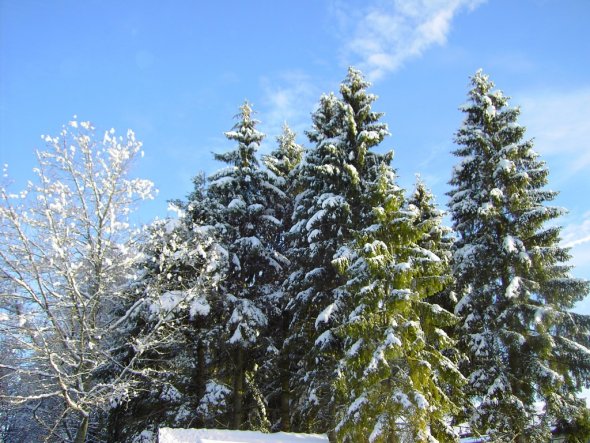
[258,71,320,144]
[517,88,590,172]
[336,0,484,80]
[517,89,590,312]
[561,212,590,316]
[562,211,590,269]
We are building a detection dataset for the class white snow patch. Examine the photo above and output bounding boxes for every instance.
[315,303,337,328]
[319,193,346,209]
[495,158,515,175]
[413,392,429,410]
[368,414,387,443]
[505,276,521,298]
[190,296,210,318]
[228,326,243,344]
[384,330,401,347]
[158,428,328,443]
[306,209,326,231]
[346,394,368,419]
[503,235,519,254]
[209,176,235,188]
[197,381,231,416]
[478,202,494,215]
[153,290,187,314]
[394,262,411,271]
[315,330,334,348]
[228,198,245,210]
[392,390,413,409]
[160,384,182,402]
[346,339,363,357]
[490,187,503,199]
[132,429,155,443]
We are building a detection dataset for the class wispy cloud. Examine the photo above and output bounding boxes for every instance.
[561,212,590,315]
[515,88,590,312]
[258,71,320,147]
[335,0,485,80]
[562,211,590,250]
[256,0,486,147]
[517,88,590,173]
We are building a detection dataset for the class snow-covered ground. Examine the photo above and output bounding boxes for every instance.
[158,428,329,443]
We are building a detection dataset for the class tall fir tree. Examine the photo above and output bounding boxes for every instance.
[284,68,390,434]
[263,124,304,192]
[333,165,465,443]
[409,177,457,313]
[206,102,288,430]
[448,70,590,441]
[262,124,304,431]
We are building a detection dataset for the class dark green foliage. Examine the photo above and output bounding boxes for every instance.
[448,70,590,441]
[334,166,465,443]
[205,102,288,430]
[284,68,391,434]
[106,216,228,441]
[27,67,589,443]
[262,124,304,431]
[555,407,590,443]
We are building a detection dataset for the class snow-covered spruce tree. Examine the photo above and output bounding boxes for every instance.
[448,70,590,441]
[263,124,304,194]
[206,102,288,430]
[333,164,465,443]
[262,124,304,431]
[106,211,228,442]
[0,120,155,442]
[285,68,390,434]
[409,177,456,313]
[263,124,304,240]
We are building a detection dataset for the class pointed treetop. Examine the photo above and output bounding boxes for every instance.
[471,68,493,90]
[340,67,372,101]
[306,92,341,144]
[463,69,512,117]
[412,173,426,195]
[263,123,303,179]
[339,67,382,123]
[216,101,264,168]
[235,101,255,126]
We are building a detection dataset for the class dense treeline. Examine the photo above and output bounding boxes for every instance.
[1,68,589,442]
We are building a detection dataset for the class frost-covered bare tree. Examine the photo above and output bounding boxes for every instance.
[0,119,156,442]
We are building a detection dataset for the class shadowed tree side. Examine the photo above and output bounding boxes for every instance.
[448,70,590,442]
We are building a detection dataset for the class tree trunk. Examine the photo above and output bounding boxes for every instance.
[279,315,291,431]
[188,338,207,428]
[327,400,336,442]
[232,347,244,429]
[279,359,290,431]
[196,339,206,400]
[73,414,89,443]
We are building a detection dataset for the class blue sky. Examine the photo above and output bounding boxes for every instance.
[1,0,589,313]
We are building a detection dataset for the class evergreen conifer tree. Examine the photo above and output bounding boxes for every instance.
[263,124,304,191]
[262,124,304,431]
[334,165,464,443]
[206,102,288,430]
[448,70,590,441]
[284,68,390,434]
[409,178,456,312]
